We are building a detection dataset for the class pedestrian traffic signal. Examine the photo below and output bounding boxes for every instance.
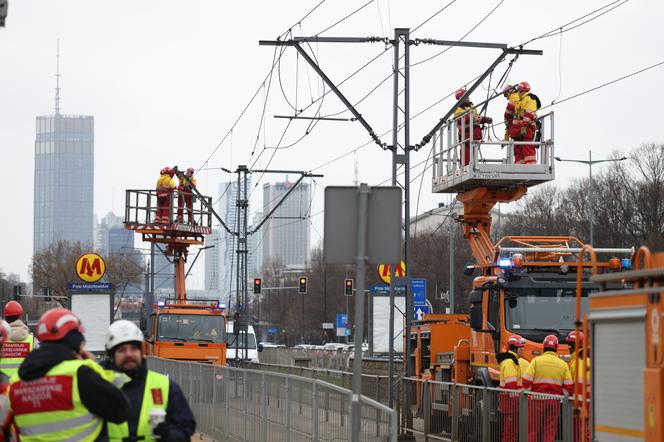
[298,277,308,294]
[253,278,262,294]
[344,279,354,296]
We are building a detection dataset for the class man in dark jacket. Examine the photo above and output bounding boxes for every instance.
[102,320,196,442]
[9,308,129,441]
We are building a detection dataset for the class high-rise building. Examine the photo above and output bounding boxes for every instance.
[217,177,251,296]
[204,229,221,292]
[33,47,94,254]
[262,180,311,269]
[247,211,263,277]
[95,212,123,255]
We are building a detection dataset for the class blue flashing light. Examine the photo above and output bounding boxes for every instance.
[621,258,632,270]
[157,298,166,308]
[217,302,226,310]
[498,258,512,269]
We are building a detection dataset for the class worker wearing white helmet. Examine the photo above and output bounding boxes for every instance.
[102,320,196,442]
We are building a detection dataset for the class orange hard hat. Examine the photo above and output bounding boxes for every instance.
[517,81,531,92]
[4,300,24,318]
[0,320,10,342]
[543,334,558,349]
[507,334,525,348]
[566,330,584,344]
[455,87,467,100]
[36,308,85,342]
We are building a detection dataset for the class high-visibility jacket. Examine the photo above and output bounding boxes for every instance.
[8,359,106,442]
[522,351,574,395]
[518,357,530,376]
[107,370,169,442]
[569,349,591,400]
[498,351,522,390]
[178,175,196,191]
[156,174,175,196]
[513,93,538,132]
[0,334,35,379]
[503,92,520,124]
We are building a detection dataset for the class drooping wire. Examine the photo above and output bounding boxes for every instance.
[552,28,564,105]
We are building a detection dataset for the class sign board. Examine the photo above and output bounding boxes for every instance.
[371,295,405,353]
[336,328,346,337]
[377,261,407,284]
[69,293,113,353]
[75,253,106,283]
[414,305,431,321]
[67,283,113,291]
[336,313,348,328]
[266,327,278,334]
[369,284,406,294]
[410,278,427,306]
[322,322,334,330]
[324,186,401,264]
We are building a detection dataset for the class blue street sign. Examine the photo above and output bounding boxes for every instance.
[410,278,427,305]
[369,284,406,294]
[267,327,278,334]
[414,305,430,320]
[67,282,113,291]
[336,313,348,328]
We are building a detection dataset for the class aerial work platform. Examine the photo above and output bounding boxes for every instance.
[123,189,213,245]
[432,111,555,193]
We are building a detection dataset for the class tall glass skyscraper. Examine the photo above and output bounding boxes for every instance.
[33,114,94,254]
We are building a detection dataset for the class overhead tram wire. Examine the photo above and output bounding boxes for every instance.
[315,0,375,36]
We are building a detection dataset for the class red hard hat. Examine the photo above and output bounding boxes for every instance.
[455,88,467,100]
[36,308,85,342]
[517,81,530,92]
[507,334,525,348]
[187,167,194,174]
[0,320,10,342]
[502,84,514,96]
[160,167,169,175]
[543,334,559,349]
[566,330,584,344]
[168,168,176,177]
[4,300,24,318]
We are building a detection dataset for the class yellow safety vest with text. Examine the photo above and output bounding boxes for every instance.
[8,359,106,442]
[107,370,170,442]
[0,334,35,379]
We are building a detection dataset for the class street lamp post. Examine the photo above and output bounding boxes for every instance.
[554,150,628,245]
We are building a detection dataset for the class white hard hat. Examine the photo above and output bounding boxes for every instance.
[105,320,144,351]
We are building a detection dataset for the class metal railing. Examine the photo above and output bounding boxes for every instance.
[124,189,213,228]
[401,377,574,442]
[148,357,398,441]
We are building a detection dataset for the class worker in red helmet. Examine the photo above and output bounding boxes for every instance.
[155,167,175,224]
[567,330,591,441]
[176,167,197,225]
[0,320,13,442]
[496,334,527,442]
[508,81,541,164]
[0,301,37,379]
[523,335,573,442]
[453,87,492,166]
[7,308,129,441]
[501,84,519,141]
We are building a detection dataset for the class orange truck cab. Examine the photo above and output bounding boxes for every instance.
[145,298,227,365]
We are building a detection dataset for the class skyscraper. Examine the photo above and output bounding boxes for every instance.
[262,180,311,269]
[95,212,123,255]
[33,45,94,254]
[217,177,251,296]
[204,229,221,291]
[247,211,263,277]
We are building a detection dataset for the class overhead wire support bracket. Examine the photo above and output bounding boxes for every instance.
[415,45,543,150]
[273,115,357,122]
[260,37,386,149]
[415,38,508,49]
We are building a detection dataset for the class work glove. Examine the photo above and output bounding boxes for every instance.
[519,127,528,137]
[481,116,493,124]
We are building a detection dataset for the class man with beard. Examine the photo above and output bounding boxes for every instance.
[103,320,196,442]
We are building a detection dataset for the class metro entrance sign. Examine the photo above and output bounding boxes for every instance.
[377,261,406,284]
[370,278,428,320]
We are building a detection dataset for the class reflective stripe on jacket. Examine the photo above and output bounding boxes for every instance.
[513,93,538,131]
[569,350,591,400]
[503,92,520,123]
[522,351,573,395]
[8,359,105,442]
[498,351,522,390]
[0,334,35,379]
[107,370,169,442]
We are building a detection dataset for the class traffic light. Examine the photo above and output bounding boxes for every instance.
[298,277,308,294]
[344,278,354,296]
[253,278,262,294]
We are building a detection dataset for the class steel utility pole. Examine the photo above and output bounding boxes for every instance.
[554,151,627,245]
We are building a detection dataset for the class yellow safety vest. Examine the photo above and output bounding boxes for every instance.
[8,359,105,442]
[107,370,170,442]
[0,334,35,379]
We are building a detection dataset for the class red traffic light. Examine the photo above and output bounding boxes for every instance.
[253,278,262,294]
[344,278,354,296]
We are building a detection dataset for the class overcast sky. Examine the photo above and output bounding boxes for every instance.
[1,0,662,286]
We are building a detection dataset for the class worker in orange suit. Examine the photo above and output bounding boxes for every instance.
[453,87,492,166]
[156,167,175,224]
[508,81,540,164]
[502,84,519,141]
[497,334,526,442]
[567,330,591,442]
[523,335,573,442]
[177,167,197,224]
